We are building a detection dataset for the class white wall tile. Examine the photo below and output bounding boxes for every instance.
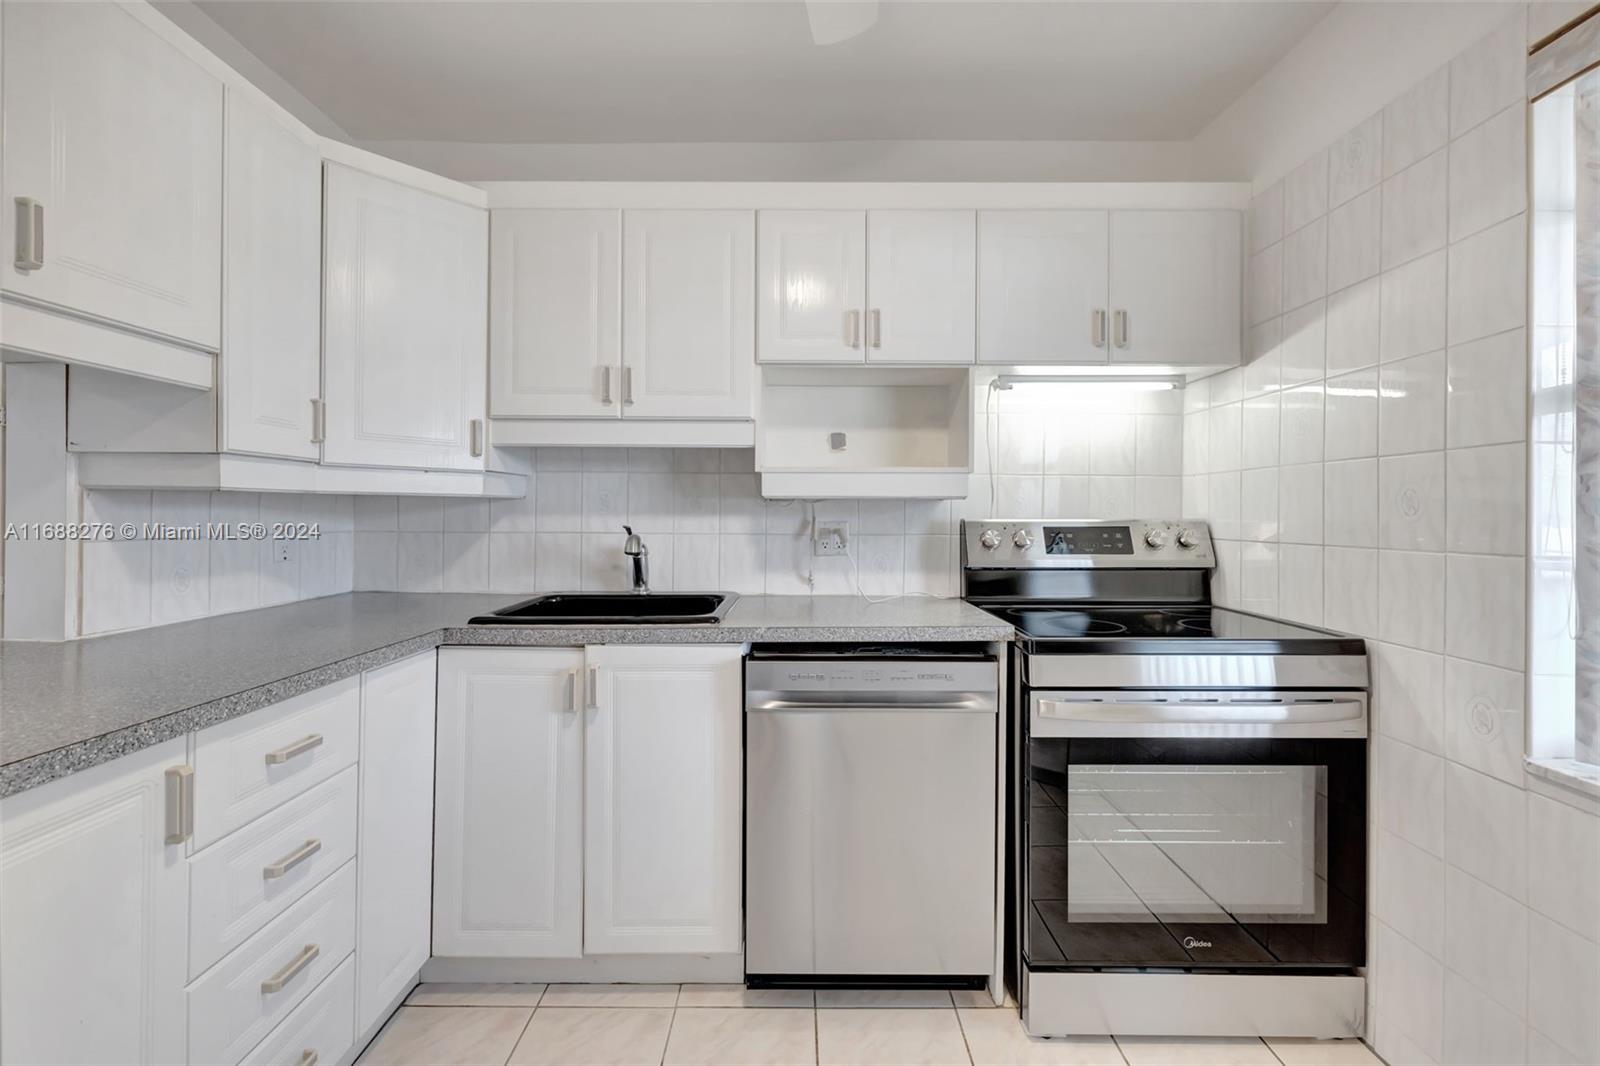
[1445,552,1526,669]
[1330,110,1385,208]
[1134,476,1182,516]
[1087,414,1138,476]
[353,531,396,591]
[1280,384,1326,466]
[442,498,490,534]
[1208,472,1242,540]
[1448,214,1527,346]
[1327,367,1380,459]
[1450,104,1527,242]
[1380,351,1448,456]
[996,411,1045,474]
[1277,543,1323,624]
[1384,66,1451,177]
[1283,217,1328,310]
[1376,828,1446,956]
[1379,452,1446,551]
[1245,320,1283,395]
[149,490,210,625]
[1208,402,1244,472]
[853,534,905,597]
[581,471,628,532]
[1241,467,1279,541]
[1279,463,1324,544]
[1449,12,1525,135]
[1527,916,1600,1065]
[1043,417,1090,475]
[674,473,720,533]
[395,497,444,532]
[626,472,676,533]
[1136,415,1183,475]
[1238,541,1279,615]
[1446,444,1526,555]
[1382,149,1450,269]
[1448,328,1527,448]
[1280,299,1327,387]
[1378,548,1446,652]
[672,533,720,590]
[1326,276,1382,375]
[1327,187,1382,292]
[904,499,953,536]
[1324,547,1379,637]
[1376,737,1446,856]
[1285,148,1331,231]
[1249,243,1284,325]
[1044,475,1090,516]
[1444,658,1526,786]
[1446,761,1529,902]
[487,532,537,593]
[441,532,489,592]
[535,471,582,532]
[1445,864,1529,1017]
[1375,920,1445,1061]
[395,531,442,592]
[1250,182,1285,253]
[1374,640,1446,754]
[1324,458,1378,545]
[995,474,1044,516]
[1087,476,1137,519]
[534,532,581,590]
[353,495,398,531]
[581,535,629,591]
[718,534,766,594]
[719,474,764,535]
[1380,249,1448,362]
[1443,971,1527,1066]
[1526,796,1600,942]
[1242,393,1281,470]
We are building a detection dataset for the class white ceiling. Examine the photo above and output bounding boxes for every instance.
[188,0,1336,145]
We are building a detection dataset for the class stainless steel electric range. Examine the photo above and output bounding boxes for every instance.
[962,518,1370,1040]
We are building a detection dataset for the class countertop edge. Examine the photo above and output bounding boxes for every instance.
[2,615,1013,800]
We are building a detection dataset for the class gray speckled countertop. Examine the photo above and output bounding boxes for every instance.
[1,593,1011,797]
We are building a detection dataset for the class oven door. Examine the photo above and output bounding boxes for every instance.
[1024,690,1366,973]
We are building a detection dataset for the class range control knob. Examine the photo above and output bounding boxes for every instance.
[1176,528,1200,549]
[1012,529,1035,550]
[1144,528,1168,549]
[979,528,1003,551]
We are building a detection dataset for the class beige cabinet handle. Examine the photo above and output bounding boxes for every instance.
[261,943,319,994]
[586,667,599,710]
[622,366,635,406]
[164,766,194,845]
[600,366,613,405]
[868,308,882,348]
[844,309,861,348]
[298,1052,318,1066]
[563,671,577,713]
[263,839,322,880]
[264,734,323,766]
[469,418,484,458]
[1112,310,1129,349]
[13,197,43,272]
[310,398,326,444]
[1092,309,1107,348]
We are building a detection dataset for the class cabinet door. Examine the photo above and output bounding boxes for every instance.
[584,645,742,955]
[434,648,584,958]
[622,210,755,419]
[757,210,866,363]
[1,2,222,349]
[0,738,190,1065]
[356,652,436,1032]
[1108,210,1242,366]
[490,209,620,419]
[222,90,321,460]
[866,210,975,364]
[323,165,488,470]
[977,210,1109,364]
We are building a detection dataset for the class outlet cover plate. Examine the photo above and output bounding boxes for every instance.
[813,522,849,557]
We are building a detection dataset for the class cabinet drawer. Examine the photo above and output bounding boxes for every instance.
[239,955,356,1066]
[191,768,359,977]
[194,677,360,848]
[188,862,356,1066]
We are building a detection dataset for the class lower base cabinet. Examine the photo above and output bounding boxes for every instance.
[433,644,744,960]
[0,738,191,1066]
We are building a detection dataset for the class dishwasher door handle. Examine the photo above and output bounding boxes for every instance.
[749,696,996,714]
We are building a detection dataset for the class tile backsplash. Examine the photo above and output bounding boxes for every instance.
[80,490,354,636]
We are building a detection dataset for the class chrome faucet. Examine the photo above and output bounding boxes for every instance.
[622,525,650,594]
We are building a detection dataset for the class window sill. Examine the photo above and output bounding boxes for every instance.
[1525,757,1600,812]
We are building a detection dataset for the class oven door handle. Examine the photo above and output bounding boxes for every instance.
[1036,698,1366,725]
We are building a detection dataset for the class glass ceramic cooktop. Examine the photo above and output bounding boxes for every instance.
[983,606,1364,652]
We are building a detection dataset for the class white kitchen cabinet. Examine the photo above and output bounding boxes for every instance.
[434,648,584,959]
[1108,209,1241,366]
[222,89,322,460]
[0,2,222,352]
[490,209,621,419]
[323,164,488,471]
[758,210,867,363]
[865,210,975,364]
[622,210,755,418]
[978,210,1110,364]
[0,738,191,1066]
[583,645,743,955]
[356,652,437,1032]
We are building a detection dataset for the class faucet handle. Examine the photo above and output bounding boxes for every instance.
[622,525,645,556]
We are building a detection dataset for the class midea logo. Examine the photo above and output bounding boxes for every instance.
[1182,936,1212,949]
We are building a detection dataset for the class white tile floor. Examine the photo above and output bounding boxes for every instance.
[356,984,1386,1066]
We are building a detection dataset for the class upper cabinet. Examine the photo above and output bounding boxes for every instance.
[323,164,489,471]
[222,89,322,460]
[491,209,621,419]
[1,2,222,384]
[758,209,976,365]
[1107,210,1241,366]
[978,210,1109,364]
[757,210,867,363]
[490,209,754,422]
[977,209,1240,367]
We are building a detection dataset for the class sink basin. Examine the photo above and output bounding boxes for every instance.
[469,592,737,625]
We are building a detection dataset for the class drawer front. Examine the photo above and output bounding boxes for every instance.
[189,862,356,1066]
[191,767,359,977]
[238,955,356,1066]
[194,677,360,848]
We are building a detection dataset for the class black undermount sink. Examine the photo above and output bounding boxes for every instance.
[468,592,737,625]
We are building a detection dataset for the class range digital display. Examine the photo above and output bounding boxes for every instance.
[1043,525,1134,555]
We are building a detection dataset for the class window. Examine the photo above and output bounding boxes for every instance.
[1528,18,1599,794]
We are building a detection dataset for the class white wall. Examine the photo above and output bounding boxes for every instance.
[1185,9,1600,1064]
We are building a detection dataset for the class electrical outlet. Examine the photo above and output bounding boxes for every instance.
[813,522,849,557]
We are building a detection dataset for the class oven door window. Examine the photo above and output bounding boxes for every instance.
[1026,737,1365,970]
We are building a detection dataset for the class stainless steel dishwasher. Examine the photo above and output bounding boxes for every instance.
[744,644,998,984]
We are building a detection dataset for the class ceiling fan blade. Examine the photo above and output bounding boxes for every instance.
[806,0,880,45]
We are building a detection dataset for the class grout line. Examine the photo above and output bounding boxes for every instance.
[502,1005,540,1066]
